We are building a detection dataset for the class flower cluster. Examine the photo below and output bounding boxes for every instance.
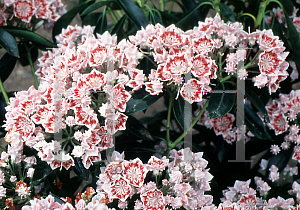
[3,25,144,170]
[129,14,290,103]
[193,99,254,144]
[219,177,300,210]
[0,0,65,30]
[18,148,213,209]
[261,90,300,161]
[194,99,237,143]
[94,148,214,210]
[0,155,41,208]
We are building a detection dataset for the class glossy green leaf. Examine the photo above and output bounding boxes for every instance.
[176,1,212,28]
[207,84,235,119]
[160,11,180,25]
[183,0,202,26]
[0,53,17,83]
[4,28,56,48]
[244,104,272,140]
[49,193,65,204]
[284,10,300,76]
[80,0,114,16]
[279,0,293,16]
[173,95,185,129]
[126,115,154,141]
[125,89,162,115]
[148,7,163,25]
[31,161,52,183]
[94,8,107,35]
[82,12,101,26]
[218,2,235,22]
[265,147,293,180]
[73,158,90,181]
[116,0,148,28]
[111,15,127,41]
[271,15,284,41]
[0,28,18,57]
[52,0,93,42]
[245,88,270,122]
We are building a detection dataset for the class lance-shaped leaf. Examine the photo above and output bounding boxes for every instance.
[176,1,212,28]
[52,0,94,42]
[271,14,284,41]
[126,115,154,141]
[49,193,65,204]
[4,28,56,48]
[116,0,148,28]
[284,10,300,76]
[148,7,163,25]
[94,8,108,35]
[0,28,18,57]
[0,53,17,83]
[80,0,114,16]
[111,15,127,41]
[73,158,90,181]
[82,12,101,26]
[279,0,293,16]
[264,147,293,180]
[207,84,235,119]
[125,89,162,115]
[173,95,185,130]
[218,2,235,22]
[31,161,52,184]
[245,88,269,122]
[244,104,272,140]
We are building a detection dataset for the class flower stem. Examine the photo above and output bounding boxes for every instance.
[25,44,39,89]
[159,0,164,11]
[169,99,209,149]
[0,78,9,105]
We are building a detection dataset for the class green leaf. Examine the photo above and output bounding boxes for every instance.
[284,10,300,76]
[73,158,90,181]
[126,115,154,141]
[160,11,180,24]
[147,7,163,25]
[173,95,185,129]
[116,0,148,28]
[0,28,18,57]
[176,1,212,28]
[111,15,127,41]
[265,147,293,180]
[245,88,270,122]
[218,2,235,22]
[279,0,293,16]
[0,53,17,83]
[207,84,235,119]
[49,193,65,204]
[271,15,284,41]
[31,161,52,184]
[52,0,93,42]
[4,28,56,48]
[244,104,272,140]
[94,8,107,35]
[80,0,114,16]
[82,12,101,26]
[125,89,162,115]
